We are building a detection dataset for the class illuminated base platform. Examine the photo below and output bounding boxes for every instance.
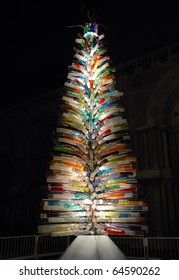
[59,235,127,260]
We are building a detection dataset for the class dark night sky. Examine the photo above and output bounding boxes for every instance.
[1,1,179,111]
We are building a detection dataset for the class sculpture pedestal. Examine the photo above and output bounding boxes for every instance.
[59,235,126,260]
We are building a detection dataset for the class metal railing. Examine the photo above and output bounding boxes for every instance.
[111,236,179,259]
[0,235,72,260]
[116,41,179,75]
[0,235,178,260]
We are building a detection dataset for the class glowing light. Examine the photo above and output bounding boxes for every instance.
[38,20,148,237]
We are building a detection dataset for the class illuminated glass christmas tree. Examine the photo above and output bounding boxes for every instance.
[38,21,148,237]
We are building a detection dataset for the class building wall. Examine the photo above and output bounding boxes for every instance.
[116,43,179,236]
[0,91,60,236]
[0,43,179,237]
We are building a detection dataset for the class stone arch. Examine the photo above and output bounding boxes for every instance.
[163,86,179,126]
[147,64,179,126]
[146,63,179,236]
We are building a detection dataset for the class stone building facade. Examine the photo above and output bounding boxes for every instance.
[116,42,179,236]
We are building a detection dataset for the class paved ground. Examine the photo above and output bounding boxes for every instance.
[59,235,127,260]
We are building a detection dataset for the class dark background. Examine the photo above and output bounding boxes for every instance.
[1,0,179,111]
